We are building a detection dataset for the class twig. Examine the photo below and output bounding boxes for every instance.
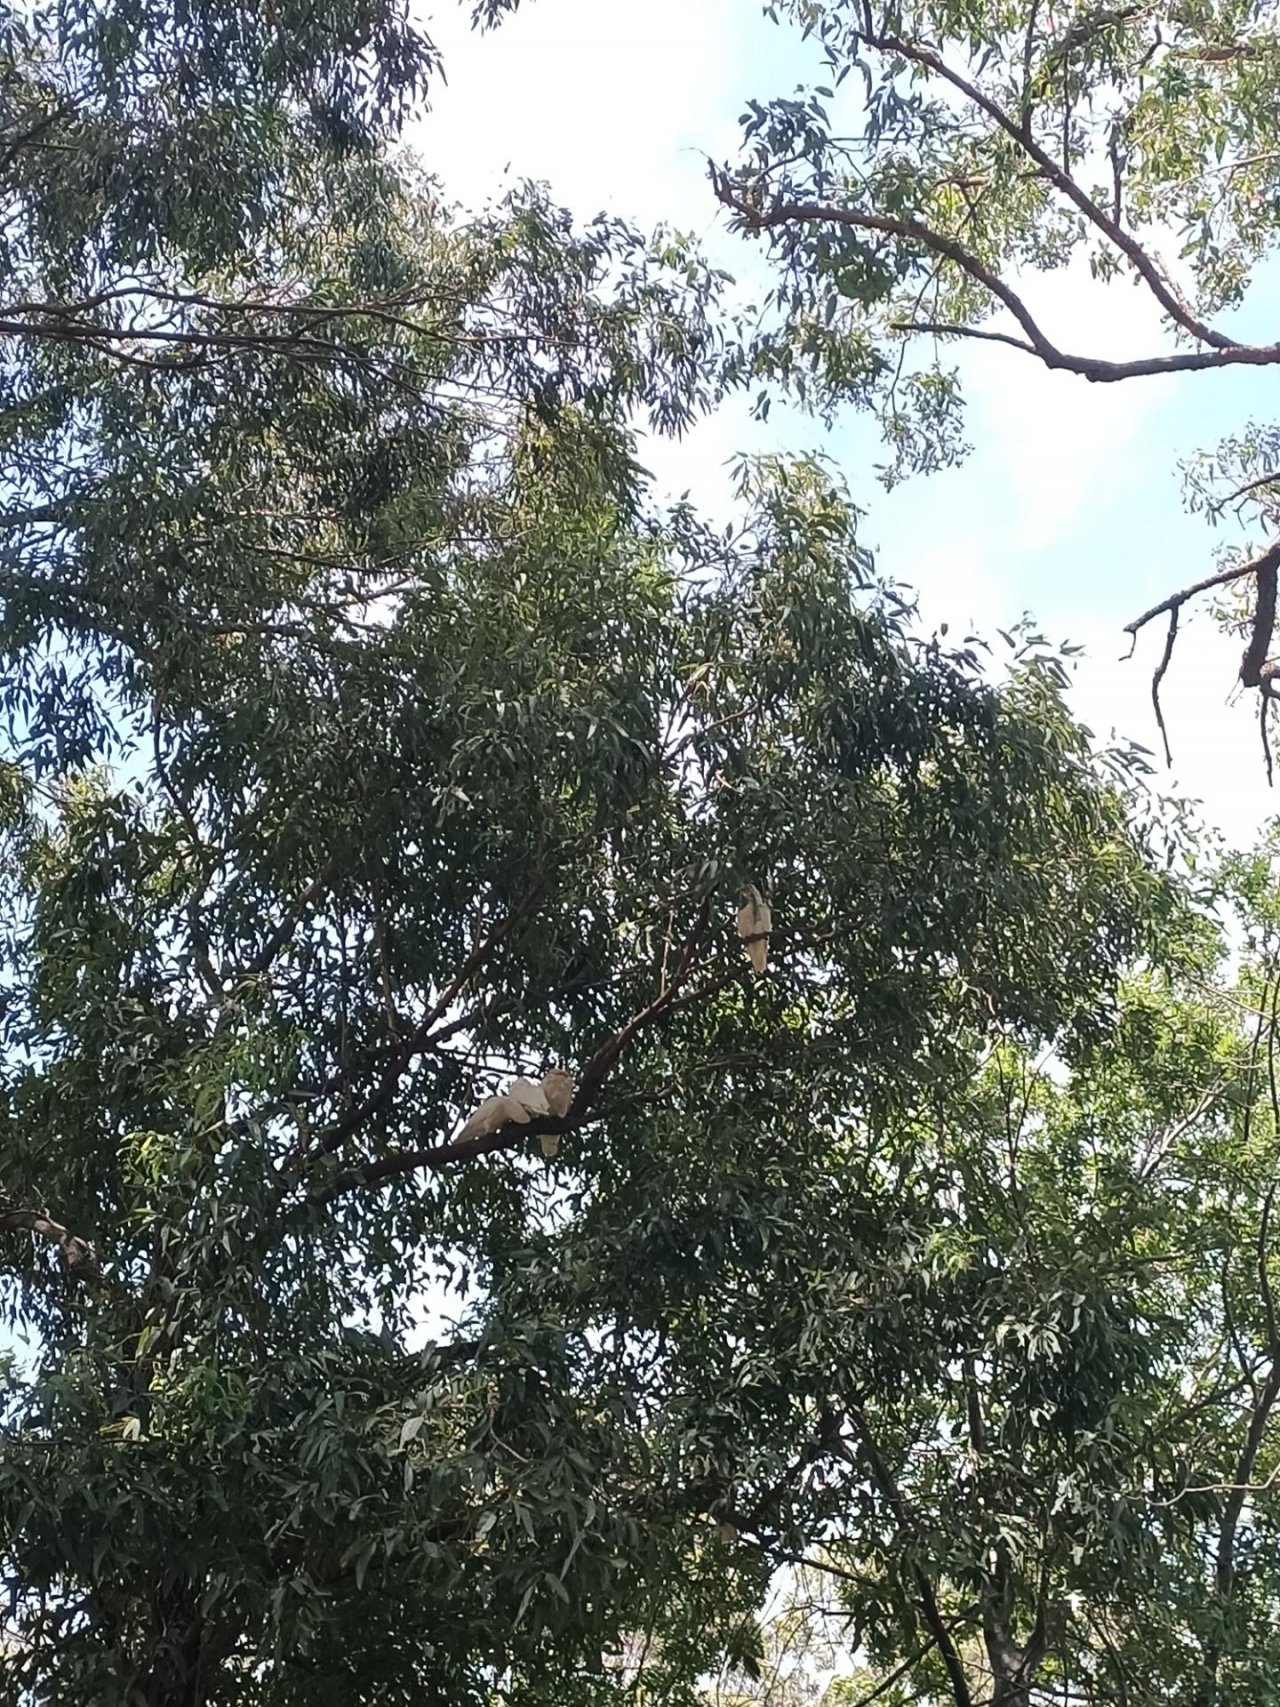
[239,867,330,981]
[1152,606,1179,766]
[1209,470,1280,518]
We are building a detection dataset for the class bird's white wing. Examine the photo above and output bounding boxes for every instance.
[456,1094,533,1142]
[508,1077,551,1115]
[455,1096,507,1143]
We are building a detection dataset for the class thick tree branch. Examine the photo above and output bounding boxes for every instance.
[892,316,1277,379]
[316,902,901,1204]
[312,1119,549,1200]
[1215,1332,1280,1600]
[1239,548,1280,693]
[891,319,1044,358]
[0,1206,100,1282]
[963,1365,1048,1704]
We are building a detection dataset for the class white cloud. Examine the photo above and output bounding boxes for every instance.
[414,0,786,227]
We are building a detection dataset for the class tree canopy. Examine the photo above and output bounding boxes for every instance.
[697,862,1280,1707]
[3,1,1280,1705]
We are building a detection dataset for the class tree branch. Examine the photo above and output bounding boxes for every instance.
[1209,471,1280,518]
[1216,973,1280,1600]
[716,176,1280,383]
[1239,547,1280,692]
[1151,606,1178,768]
[315,899,534,1157]
[847,1405,975,1707]
[1124,542,1280,753]
[864,24,1231,351]
[0,1206,100,1282]
[572,898,713,1108]
[715,172,1062,364]
[1125,547,1280,636]
[314,899,717,1201]
[238,866,331,982]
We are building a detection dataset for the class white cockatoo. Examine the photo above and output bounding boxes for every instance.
[736,883,771,974]
[537,1067,575,1158]
[540,1067,575,1119]
[455,1094,535,1144]
[507,1076,551,1116]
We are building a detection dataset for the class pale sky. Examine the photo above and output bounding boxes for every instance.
[414,0,1280,851]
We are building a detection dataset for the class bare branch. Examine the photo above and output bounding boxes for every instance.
[1125,543,1280,638]
[571,898,714,1107]
[1151,607,1178,768]
[891,319,1044,358]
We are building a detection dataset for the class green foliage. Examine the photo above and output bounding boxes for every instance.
[693,846,1280,1707]
[0,371,1171,1696]
[718,0,1280,728]
[724,0,1280,438]
[0,2,1248,1705]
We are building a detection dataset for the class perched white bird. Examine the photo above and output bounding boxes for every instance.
[507,1077,551,1116]
[538,1068,575,1158]
[540,1067,575,1119]
[455,1094,535,1144]
[736,883,772,975]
